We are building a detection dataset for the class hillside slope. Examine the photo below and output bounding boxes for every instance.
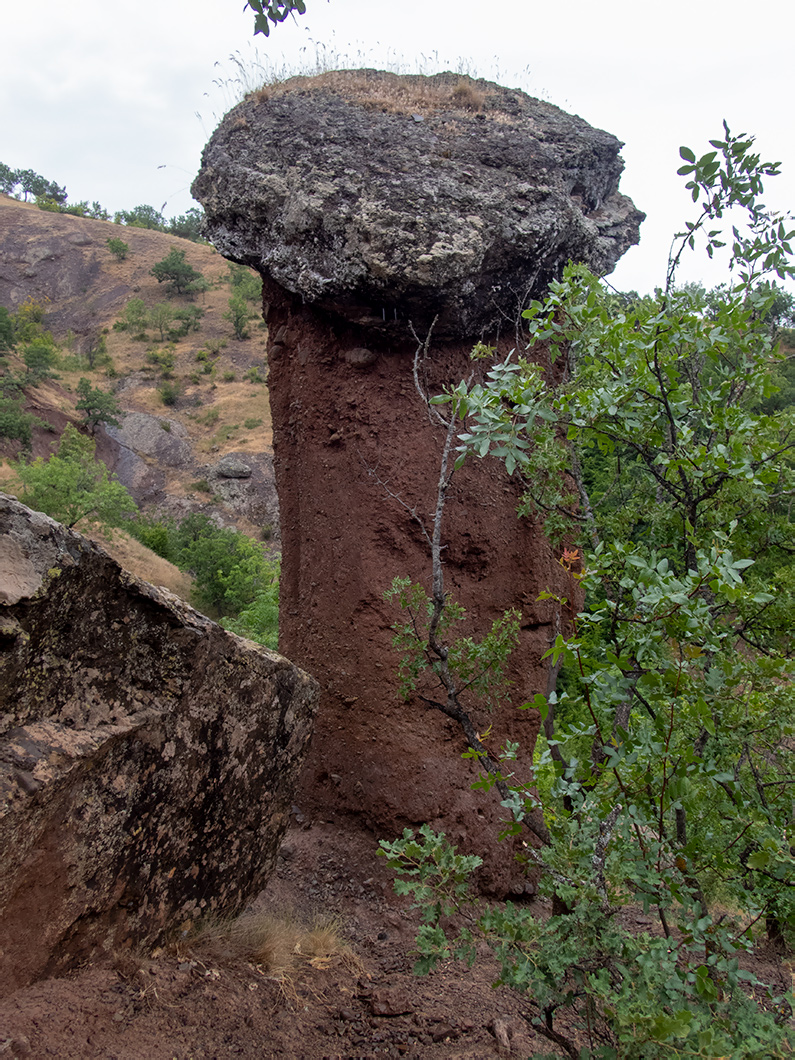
[0,194,278,542]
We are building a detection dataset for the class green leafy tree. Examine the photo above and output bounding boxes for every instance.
[224,292,254,339]
[115,297,149,339]
[149,302,176,341]
[0,163,18,195]
[150,247,204,297]
[167,207,205,242]
[228,262,263,303]
[0,397,41,447]
[75,377,123,433]
[169,305,204,338]
[114,203,165,230]
[17,424,136,530]
[245,0,306,36]
[173,513,275,617]
[22,342,56,383]
[0,307,15,351]
[106,237,129,261]
[383,127,795,1059]
[221,555,280,649]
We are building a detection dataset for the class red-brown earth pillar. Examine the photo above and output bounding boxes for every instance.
[193,70,644,893]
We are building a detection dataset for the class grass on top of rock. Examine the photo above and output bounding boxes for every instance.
[248,70,496,117]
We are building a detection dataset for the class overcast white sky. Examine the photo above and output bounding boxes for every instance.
[2,0,793,294]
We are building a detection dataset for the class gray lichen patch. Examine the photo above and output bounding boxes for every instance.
[193,70,644,338]
[0,493,318,996]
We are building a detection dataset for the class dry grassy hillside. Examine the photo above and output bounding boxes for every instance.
[0,193,276,595]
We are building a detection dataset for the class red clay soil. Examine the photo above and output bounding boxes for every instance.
[1,816,792,1060]
[265,283,576,897]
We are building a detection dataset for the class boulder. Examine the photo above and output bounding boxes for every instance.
[193,71,642,892]
[193,69,644,339]
[214,455,253,479]
[0,494,318,995]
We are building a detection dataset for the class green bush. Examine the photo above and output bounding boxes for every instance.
[158,380,180,406]
[106,237,129,261]
[0,396,41,447]
[17,424,136,530]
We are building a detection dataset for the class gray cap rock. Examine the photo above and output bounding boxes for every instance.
[193,70,644,338]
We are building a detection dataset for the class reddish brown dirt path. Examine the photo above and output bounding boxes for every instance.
[1,816,792,1059]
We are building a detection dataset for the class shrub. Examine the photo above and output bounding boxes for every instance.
[106,237,129,261]
[150,247,204,297]
[0,396,41,447]
[158,380,180,406]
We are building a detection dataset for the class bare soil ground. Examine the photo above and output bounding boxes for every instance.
[1,815,792,1060]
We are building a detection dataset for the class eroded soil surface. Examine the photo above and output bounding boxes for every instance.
[1,816,792,1060]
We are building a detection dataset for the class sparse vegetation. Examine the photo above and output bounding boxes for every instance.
[158,380,180,406]
[188,908,351,980]
[151,248,205,298]
[225,292,254,339]
[0,396,41,447]
[106,237,129,261]
[75,377,123,432]
[17,424,136,531]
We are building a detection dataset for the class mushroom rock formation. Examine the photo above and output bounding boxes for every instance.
[193,70,643,893]
[0,494,318,994]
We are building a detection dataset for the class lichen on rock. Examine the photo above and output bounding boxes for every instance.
[0,493,318,995]
[193,69,644,338]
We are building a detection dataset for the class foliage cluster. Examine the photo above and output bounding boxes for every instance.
[245,0,306,36]
[1,161,206,241]
[0,162,66,203]
[150,248,207,298]
[225,263,263,339]
[16,424,136,530]
[127,512,280,646]
[382,127,795,1059]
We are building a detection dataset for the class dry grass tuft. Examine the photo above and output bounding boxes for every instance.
[85,525,195,602]
[249,69,493,118]
[188,910,358,979]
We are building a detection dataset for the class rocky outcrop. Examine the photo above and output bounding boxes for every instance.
[193,70,643,339]
[193,71,642,892]
[0,494,318,995]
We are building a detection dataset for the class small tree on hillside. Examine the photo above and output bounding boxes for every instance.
[0,163,17,195]
[225,292,254,339]
[75,377,123,433]
[106,237,129,261]
[17,424,136,530]
[149,303,176,341]
[114,204,165,230]
[22,342,56,383]
[0,307,15,351]
[151,248,204,297]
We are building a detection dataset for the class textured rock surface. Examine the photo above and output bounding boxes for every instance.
[193,70,643,338]
[0,494,318,995]
[194,72,638,892]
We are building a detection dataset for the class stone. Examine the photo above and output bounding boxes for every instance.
[193,70,641,893]
[193,69,643,339]
[215,455,253,479]
[0,494,318,995]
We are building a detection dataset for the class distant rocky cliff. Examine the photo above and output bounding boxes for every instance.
[0,493,318,994]
[194,71,643,892]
